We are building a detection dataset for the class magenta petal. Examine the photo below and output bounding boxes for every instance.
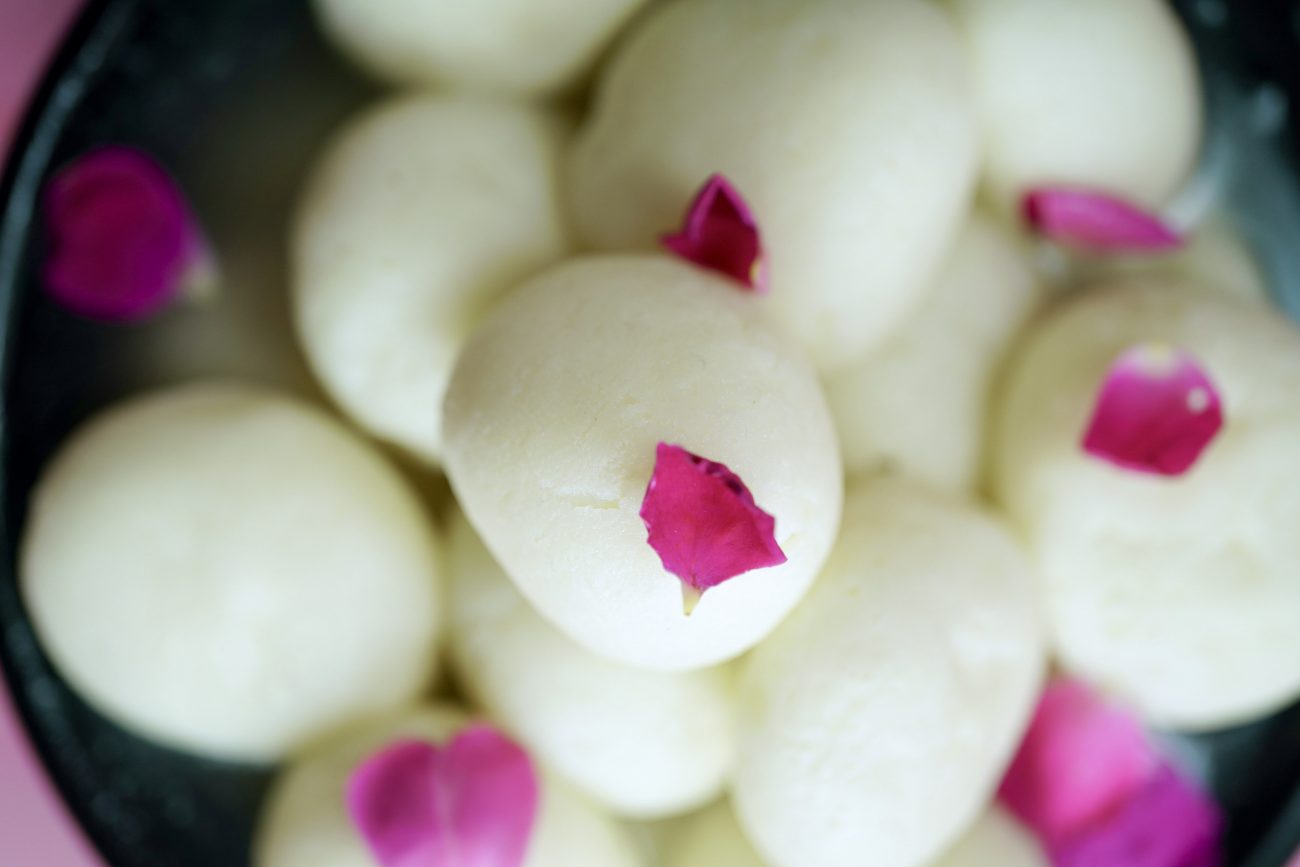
[661,173,768,292]
[1050,765,1222,867]
[999,679,1158,848]
[1023,188,1184,252]
[639,442,786,605]
[1082,345,1224,477]
[346,725,540,867]
[42,147,211,322]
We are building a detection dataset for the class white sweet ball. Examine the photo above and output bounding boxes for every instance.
[446,511,736,817]
[255,705,642,867]
[932,808,1047,867]
[294,94,569,465]
[568,0,978,371]
[21,382,441,762]
[664,801,766,867]
[443,255,842,671]
[949,0,1202,209]
[825,215,1040,491]
[992,281,1300,729]
[312,0,648,94]
[734,480,1045,867]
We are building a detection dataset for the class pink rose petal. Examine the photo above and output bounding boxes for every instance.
[43,147,215,322]
[1082,345,1224,477]
[1000,679,1158,847]
[1023,188,1184,252]
[1050,765,1222,867]
[661,173,768,292]
[999,678,1224,867]
[639,442,786,613]
[346,725,539,867]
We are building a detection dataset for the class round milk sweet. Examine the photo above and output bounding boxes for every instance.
[733,480,1044,867]
[568,0,978,371]
[20,382,441,763]
[993,281,1300,729]
[949,0,1201,210]
[294,94,568,465]
[255,705,642,867]
[442,255,842,671]
[826,215,1039,491]
[664,801,766,867]
[446,511,735,817]
[312,0,648,94]
[932,808,1047,867]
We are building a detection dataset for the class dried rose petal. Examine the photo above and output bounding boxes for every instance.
[346,725,539,867]
[661,173,768,292]
[43,146,215,322]
[1050,765,1222,867]
[1023,188,1183,252]
[999,679,1158,847]
[640,442,786,613]
[1082,345,1224,477]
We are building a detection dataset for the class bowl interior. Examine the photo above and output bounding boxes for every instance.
[1,1,1299,865]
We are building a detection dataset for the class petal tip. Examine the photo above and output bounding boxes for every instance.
[1024,187,1184,253]
[661,174,767,293]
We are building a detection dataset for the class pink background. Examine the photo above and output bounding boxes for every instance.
[2,5,101,865]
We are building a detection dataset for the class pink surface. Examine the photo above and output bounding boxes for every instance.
[2,1,102,863]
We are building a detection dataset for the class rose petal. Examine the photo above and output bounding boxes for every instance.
[639,442,786,610]
[1023,188,1184,252]
[999,679,1159,848]
[42,146,214,322]
[661,173,768,292]
[1050,765,1222,867]
[1082,345,1224,477]
[346,725,539,867]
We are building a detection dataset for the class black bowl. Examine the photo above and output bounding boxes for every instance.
[1,1,1299,865]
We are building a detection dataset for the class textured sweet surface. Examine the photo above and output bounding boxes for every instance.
[932,808,1048,867]
[446,512,735,817]
[568,0,977,371]
[311,0,647,94]
[733,480,1045,867]
[254,706,641,867]
[993,281,1300,729]
[949,0,1202,210]
[825,215,1040,491]
[21,382,441,762]
[443,255,842,670]
[663,801,765,867]
[294,94,568,465]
